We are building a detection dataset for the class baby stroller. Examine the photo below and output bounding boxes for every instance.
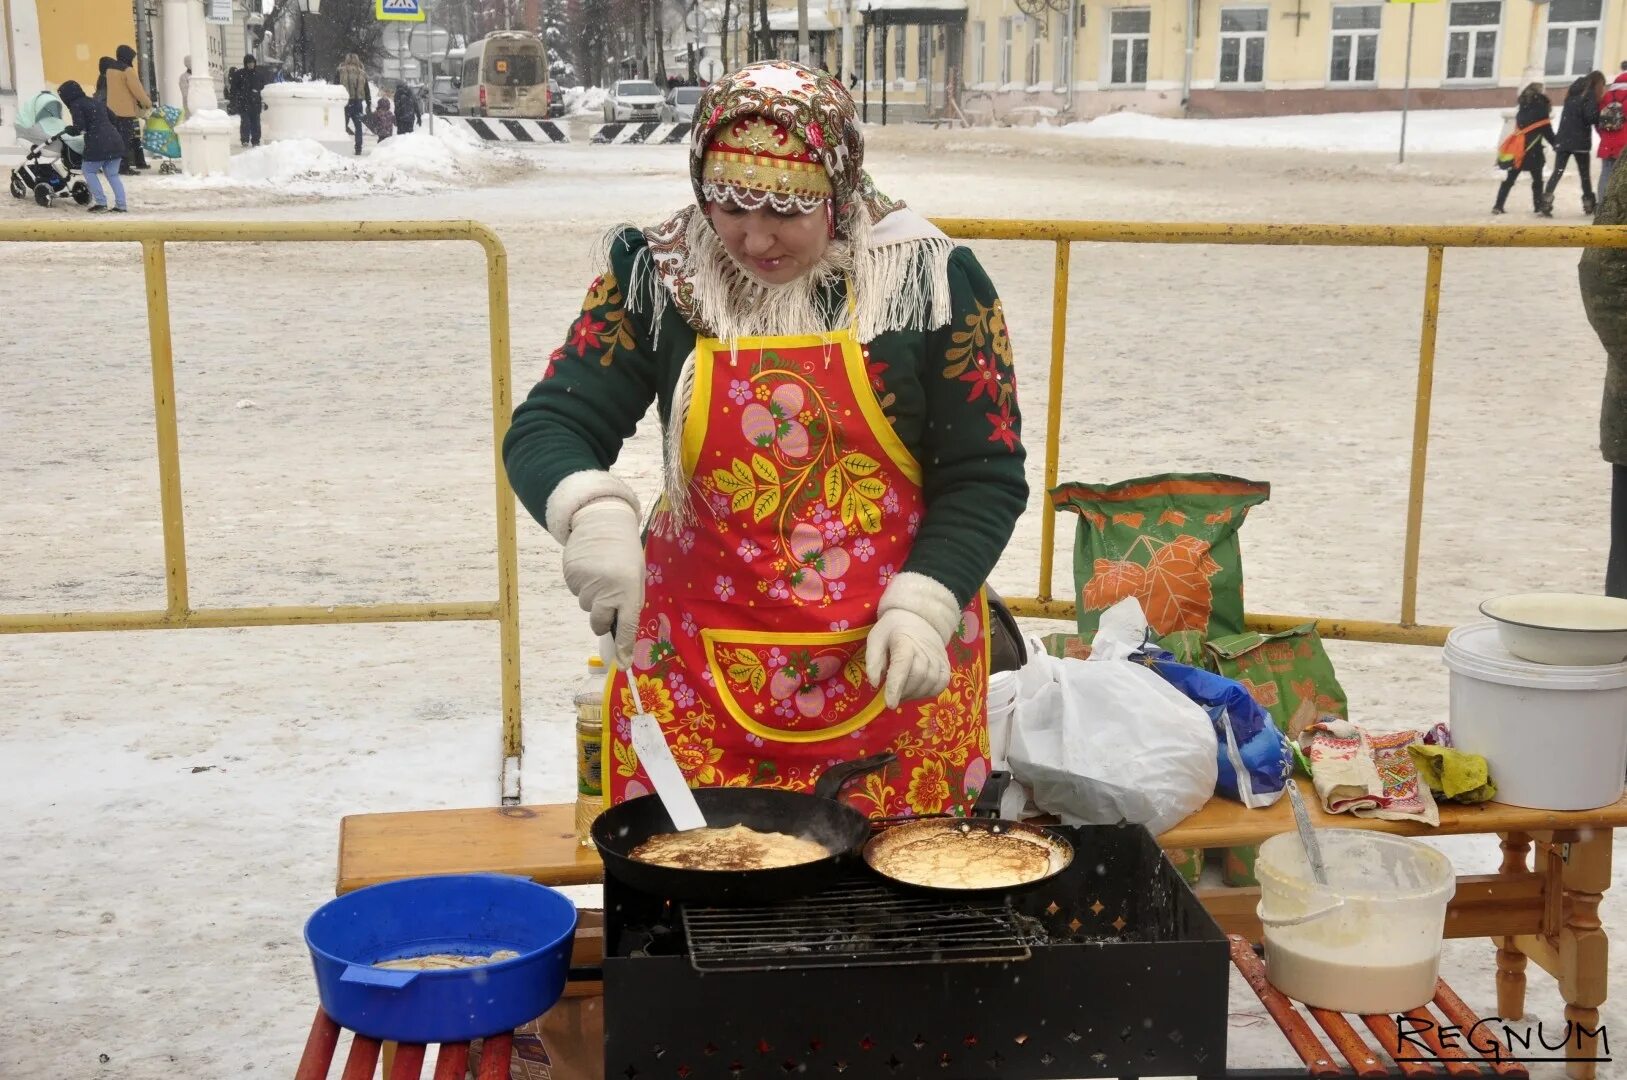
[144,104,183,174]
[9,90,90,208]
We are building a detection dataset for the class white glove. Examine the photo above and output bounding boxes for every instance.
[865,572,962,709]
[561,497,645,668]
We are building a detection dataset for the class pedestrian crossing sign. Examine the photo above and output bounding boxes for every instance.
[376,0,426,21]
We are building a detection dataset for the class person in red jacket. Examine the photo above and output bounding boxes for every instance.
[1595,63,1627,205]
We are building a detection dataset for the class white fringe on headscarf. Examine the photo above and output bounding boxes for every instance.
[610,207,958,528]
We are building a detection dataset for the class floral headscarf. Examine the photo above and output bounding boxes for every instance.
[688,61,895,239]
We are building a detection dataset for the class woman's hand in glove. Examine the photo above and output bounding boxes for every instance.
[864,572,962,709]
[560,497,644,667]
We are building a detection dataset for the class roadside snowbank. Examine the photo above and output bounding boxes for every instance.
[565,86,609,116]
[159,122,535,198]
[1060,108,1506,154]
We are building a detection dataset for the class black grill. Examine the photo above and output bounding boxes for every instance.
[681,878,1035,972]
[604,824,1230,1080]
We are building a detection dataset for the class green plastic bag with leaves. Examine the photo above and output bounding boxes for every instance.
[1204,623,1349,775]
[1050,473,1271,644]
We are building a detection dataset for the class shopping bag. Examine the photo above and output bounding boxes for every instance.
[1007,598,1218,835]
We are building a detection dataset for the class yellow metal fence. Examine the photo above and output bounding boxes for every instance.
[5,219,1625,804]
[932,220,1627,647]
[0,221,525,800]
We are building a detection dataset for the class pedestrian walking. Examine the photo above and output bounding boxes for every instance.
[105,44,152,174]
[1597,63,1627,202]
[393,83,420,135]
[94,56,115,103]
[58,79,128,213]
[1548,72,1605,214]
[1493,83,1554,216]
[180,55,192,116]
[229,55,264,146]
[1580,169,1627,595]
[338,53,370,156]
[368,95,395,142]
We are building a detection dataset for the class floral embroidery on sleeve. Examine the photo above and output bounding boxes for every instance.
[941,297,1017,447]
[558,271,639,370]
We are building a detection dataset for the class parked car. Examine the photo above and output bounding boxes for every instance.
[663,85,703,124]
[602,79,664,123]
[430,74,459,115]
[548,79,565,118]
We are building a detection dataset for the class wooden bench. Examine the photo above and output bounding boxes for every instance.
[338,779,1626,1080]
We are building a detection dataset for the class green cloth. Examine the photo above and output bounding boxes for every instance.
[1408,744,1498,803]
[504,229,1029,606]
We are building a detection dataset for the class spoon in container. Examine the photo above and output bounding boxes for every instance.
[1286,781,1330,886]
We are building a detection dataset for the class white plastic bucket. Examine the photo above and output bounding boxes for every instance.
[1257,830,1454,1015]
[987,670,1019,771]
[1443,622,1627,811]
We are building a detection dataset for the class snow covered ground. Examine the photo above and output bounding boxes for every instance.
[1058,107,1507,155]
[2,116,1622,1077]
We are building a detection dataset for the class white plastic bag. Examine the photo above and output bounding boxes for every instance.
[1007,599,1219,835]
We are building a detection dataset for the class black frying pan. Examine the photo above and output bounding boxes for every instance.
[592,752,895,905]
[862,772,1074,895]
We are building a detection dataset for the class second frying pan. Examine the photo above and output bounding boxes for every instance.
[862,772,1074,895]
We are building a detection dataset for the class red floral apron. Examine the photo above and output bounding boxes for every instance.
[602,315,990,818]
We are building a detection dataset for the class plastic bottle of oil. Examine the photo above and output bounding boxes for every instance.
[574,656,607,846]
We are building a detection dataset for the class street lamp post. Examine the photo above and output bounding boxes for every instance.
[298,0,323,79]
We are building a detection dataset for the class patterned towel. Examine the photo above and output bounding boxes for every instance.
[1302,720,1439,826]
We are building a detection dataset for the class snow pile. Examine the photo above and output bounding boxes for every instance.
[161,122,535,198]
[565,85,609,116]
[1061,108,1506,154]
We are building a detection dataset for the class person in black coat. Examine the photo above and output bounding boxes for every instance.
[1548,71,1606,214]
[59,79,128,212]
[1494,83,1556,216]
[94,56,115,102]
[229,55,264,146]
[393,83,420,134]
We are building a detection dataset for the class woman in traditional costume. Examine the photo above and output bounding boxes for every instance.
[505,61,1027,817]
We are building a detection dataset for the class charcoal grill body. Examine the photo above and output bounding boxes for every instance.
[604,824,1229,1080]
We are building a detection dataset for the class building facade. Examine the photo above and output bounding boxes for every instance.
[742,0,1627,119]
[3,0,244,116]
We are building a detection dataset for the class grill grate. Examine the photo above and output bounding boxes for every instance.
[680,876,1035,972]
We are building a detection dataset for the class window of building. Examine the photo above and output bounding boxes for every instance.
[1218,8,1268,84]
[973,20,986,84]
[1329,5,1380,83]
[1546,0,1601,77]
[895,25,908,80]
[919,23,930,81]
[999,17,1013,84]
[1108,8,1151,85]
[1445,1,1501,81]
[873,28,886,82]
[1026,19,1043,84]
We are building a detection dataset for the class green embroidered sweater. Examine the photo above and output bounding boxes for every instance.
[503,229,1027,606]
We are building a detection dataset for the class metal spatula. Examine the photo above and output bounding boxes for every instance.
[1286,781,1330,886]
[628,688,706,833]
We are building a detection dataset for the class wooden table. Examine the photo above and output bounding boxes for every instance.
[338,780,1627,1079]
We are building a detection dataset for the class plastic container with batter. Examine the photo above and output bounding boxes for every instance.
[1256,829,1455,1015]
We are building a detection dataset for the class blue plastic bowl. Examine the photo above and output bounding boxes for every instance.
[304,873,578,1043]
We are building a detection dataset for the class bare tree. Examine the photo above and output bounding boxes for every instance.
[652,0,668,84]
[719,0,731,72]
